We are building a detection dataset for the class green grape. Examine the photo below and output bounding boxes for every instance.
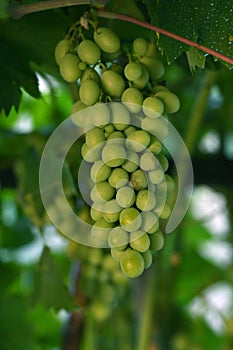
[155,90,180,114]
[81,143,102,162]
[102,254,119,273]
[55,38,70,65]
[121,88,143,113]
[112,269,129,285]
[132,64,149,90]
[79,80,100,106]
[142,96,164,118]
[140,151,158,171]
[102,199,121,223]
[124,62,142,81]
[111,247,125,262]
[85,127,105,149]
[116,186,136,208]
[145,42,157,57]
[136,189,156,211]
[126,130,150,152]
[151,85,169,94]
[89,247,103,265]
[148,135,163,155]
[104,124,115,134]
[102,143,126,167]
[122,150,139,173]
[130,230,150,252]
[71,100,87,128]
[130,169,148,191]
[98,283,116,304]
[77,39,101,64]
[110,102,131,130]
[132,37,149,56]
[124,126,137,137]
[119,207,142,232]
[141,116,169,140]
[102,70,125,98]
[91,160,111,183]
[59,53,82,82]
[157,154,169,172]
[142,250,153,269]
[90,202,104,221]
[89,300,111,321]
[140,56,165,80]
[120,248,144,278]
[164,174,175,193]
[108,168,129,188]
[141,211,159,234]
[90,181,115,203]
[107,131,125,145]
[148,168,165,184]
[149,230,164,250]
[91,218,114,244]
[81,67,100,85]
[94,27,121,53]
[154,202,171,219]
[79,61,87,70]
[108,226,129,249]
[92,103,111,127]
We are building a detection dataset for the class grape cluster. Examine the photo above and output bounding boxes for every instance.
[55,20,180,278]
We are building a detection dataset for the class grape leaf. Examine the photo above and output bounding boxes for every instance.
[144,0,233,68]
[33,246,72,310]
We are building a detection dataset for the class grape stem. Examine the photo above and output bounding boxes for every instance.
[10,0,233,66]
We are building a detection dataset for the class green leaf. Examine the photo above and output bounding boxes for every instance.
[106,0,145,20]
[186,47,206,73]
[33,246,72,310]
[145,0,233,68]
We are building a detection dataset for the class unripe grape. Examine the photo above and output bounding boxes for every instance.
[133,64,149,90]
[110,103,131,130]
[90,300,111,321]
[141,211,159,233]
[107,131,125,145]
[140,56,165,80]
[85,127,105,149]
[79,61,87,70]
[81,67,100,85]
[77,39,101,64]
[140,152,159,171]
[136,189,156,211]
[92,102,111,127]
[103,199,121,223]
[155,202,171,219]
[148,135,163,155]
[91,181,115,203]
[132,37,149,56]
[148,168,165,184]
[124,62,142,81]
[124,126,137,137]
[91,218,114,244]
[79,80,100,106]
[55,38,70,65]
[141,116,169,140]
[91,160,111,183]
[81,143,102,162]
[157,154,169,172]
[155,91,180,114]
[130,231,150,252]
[120,248,144,278]
[104,124,115,134]
[143,96,164,118]
[111,247,125,262]
[119,207,142,232]
[151,85,169,94]
[102,143,126,167]
[108,168,129,188]
[116,186,136,208]
[59,53,82,82]
[142,250,153,269]
[108,226,129,249]
[90,202,104,221]
[101,70,125,98]
[94,27,121,53]
[71,100,87,128]
[130,169,148,191]
[149,230,164,250]
[126,130,150,152]
[121,88,143,113]
[122,150,139,173]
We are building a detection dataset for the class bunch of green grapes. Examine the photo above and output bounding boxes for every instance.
[55,19,180,278]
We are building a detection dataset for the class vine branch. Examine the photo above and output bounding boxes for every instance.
[10,0,233,66]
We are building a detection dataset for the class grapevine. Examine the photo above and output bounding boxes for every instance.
[54,12,180,283]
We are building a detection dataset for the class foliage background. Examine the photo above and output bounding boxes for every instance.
[0,1,233,349]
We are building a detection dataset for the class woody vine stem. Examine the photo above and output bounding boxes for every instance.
[10,0,233,66]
